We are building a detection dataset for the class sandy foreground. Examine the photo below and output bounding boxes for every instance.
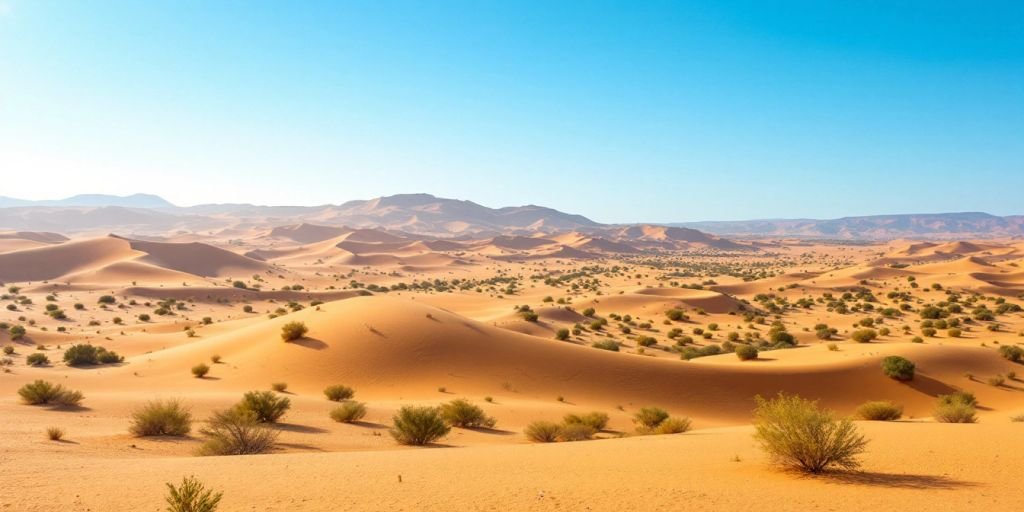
[1,230,1023,510]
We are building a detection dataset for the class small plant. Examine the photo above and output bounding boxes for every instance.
[280,321,308,342]
[236,391,291,423]
[165,476,223,512]
[440,398,496,428]
[198,408,278,456]
[46,427,65,441]
[563,411,610,431]
[390,406,450,445]
[26,353,50,366]
[329,401,368,423]
[753,393,867,473]
[555,328,570,341]
[192,363,210,378]
[130,399,192,436]
[18,380,84,406]
[735,344,758,361]
[271,382,288,393]
[558,422,597,441]
[998,345,1023,363]
[210,354,221,364]
[654,416,692,434]
[524,420,561,442]
[855,400,903,421]
[323,384,355,401]
[633,407,670,432]
[592,340,620,351]
[987,375,1005,387]
[881,356,915,381]
[934,392,977,423]
[63,344,122,366]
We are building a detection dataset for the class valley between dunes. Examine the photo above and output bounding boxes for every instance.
[2,228,1024,510]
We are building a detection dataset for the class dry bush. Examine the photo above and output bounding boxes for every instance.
[440,399,496,428]
[524,421,562,443]
[934,392,977,423]
[855,400,903,421]
[654,416,692,434]
[735,344,758,361]
[329,401,367,423]
[390,406,450,445]
[280,321,308,342]
[753,393,867,473]
[557,423,597,442]
[633,407,670,432]
[18,380,83,406]
[563,411,609,431]
[165,476,223,512]
[198,408,278,456]
[46,427,64,441]
[271,382,288,393]
[130,399,192,436]
[191,363,210,378]
[323,384,355,401]
[236,391,290,423]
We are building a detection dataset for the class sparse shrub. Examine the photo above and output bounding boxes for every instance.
[855,400,903,421]
[557,422,596,441]
[881,356,915,381]
[592,340,620,351]
[18,380,83,406]
[851,329,877,343]
[555,328,570,341]
[633,407,670,432]
[735,344,758,361]
[210,354,221,364]
[329,401,368,423]
[753,393,867,473]
[192,363,210,378]
[9,325,26,340]
[563,411,610,431]
[237,391,290,423]
[2,345,13,355]
[998,345,1024,363]
[323,384,355,401]
[198,408,278,455]
[280,321,308,342]
[390,406,450,445]
[934,393,977,423]
[826,343,838,351]
[524,420,561,442]
[165,476,223,512]
[271,382,288,393]
[130,399,192,436]
[440,398,496,428]
[26,353,49,366]
[63,344,122,366]
[948,328,962,338]
[46,427,64,441]
[987,375,1005,387]
[654,416,692,434]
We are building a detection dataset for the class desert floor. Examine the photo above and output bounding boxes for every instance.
[2,229,1023,510]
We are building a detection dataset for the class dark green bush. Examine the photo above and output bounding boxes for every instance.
[390,406,450,445]
[237,391,290,423]
[440,399,496,428]
[329,401,367,423]
[323,384,355,401]
[881,356,915,381]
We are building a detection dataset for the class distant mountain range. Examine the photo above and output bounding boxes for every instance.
[0,194,1020,240]
[673,212,1024,239]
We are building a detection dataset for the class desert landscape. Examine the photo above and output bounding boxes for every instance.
[1,194,1024,510]
[3,2,1022,510]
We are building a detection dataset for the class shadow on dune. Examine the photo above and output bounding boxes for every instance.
[347,420,388,429]
[463,426,516,436]
[275,423,330,434]
[821,471,976,490]
[904,374,957,398]
[290,337,328,350]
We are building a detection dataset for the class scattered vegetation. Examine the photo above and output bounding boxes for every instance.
[18,380,83,406]
[165,476,223,512]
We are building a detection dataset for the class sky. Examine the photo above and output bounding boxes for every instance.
[0,0,1021,223]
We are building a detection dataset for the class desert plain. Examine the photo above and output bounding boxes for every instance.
[2,220,1024,511]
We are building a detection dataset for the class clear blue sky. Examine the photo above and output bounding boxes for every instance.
[1,1,1021,223]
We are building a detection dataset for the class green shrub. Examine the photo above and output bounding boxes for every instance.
[592,340,620,351]
[17,380,83,406]
[9,325,26,340]
[557,422,596,441]
[555,328,570,341]
[735,345,758,361]
[753,393,867,473]
[855,400,903,421]
[440,399,496,428]
[323,384,355,401]
[63,344,122,366]
[165,476,223,512]
[26,353,49,366]
[130,399,192,436]
[524,421,561,442]
[329,402,368,423]
[851,329,877,343]
[633,407,670,431]
[192,363,210,378]
[390,406,450,445]
[237,391,290,423]
[198,408,278,456]
[881,356,915,381]
[280,321,308,342]
[563,411,609,431]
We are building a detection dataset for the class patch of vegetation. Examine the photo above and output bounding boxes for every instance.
[390,406,450,445]
[18,380,83,406]
[130,399,192,436]
[753,393,867,473]
[855,400,903,421]
[165,476,223,512]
